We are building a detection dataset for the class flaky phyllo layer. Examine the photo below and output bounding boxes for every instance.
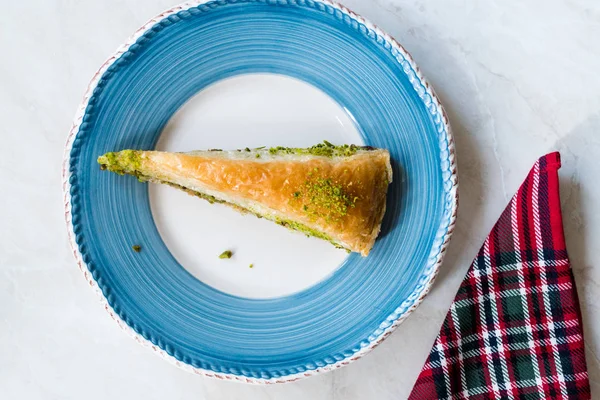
[98,143,392,256]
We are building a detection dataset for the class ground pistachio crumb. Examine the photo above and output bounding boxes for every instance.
[249,264,254,269]
[298,177,355,221]
[132,245,141,253]
[261,141,363,158]
[219,250,233,259]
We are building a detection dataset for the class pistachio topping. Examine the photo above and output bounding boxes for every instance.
[219,250,233,259]
[263,141,369,158]
[294,176,357,222]
[98,150,142,176]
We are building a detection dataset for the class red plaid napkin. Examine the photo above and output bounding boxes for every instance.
[409,153,590,399]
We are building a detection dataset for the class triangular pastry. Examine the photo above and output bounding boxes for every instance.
[98,143,392,256]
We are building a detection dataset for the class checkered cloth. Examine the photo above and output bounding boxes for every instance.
[409,153,590,399]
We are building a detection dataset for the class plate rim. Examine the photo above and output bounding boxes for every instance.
[62,0,458,384]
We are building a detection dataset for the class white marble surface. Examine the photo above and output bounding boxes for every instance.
[2,0,599,398]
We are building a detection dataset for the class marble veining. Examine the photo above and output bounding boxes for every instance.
[1,0,599,399]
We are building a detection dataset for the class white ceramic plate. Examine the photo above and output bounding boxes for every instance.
[64,0,457,383]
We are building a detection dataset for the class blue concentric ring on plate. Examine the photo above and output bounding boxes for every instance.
[65,0,457,381]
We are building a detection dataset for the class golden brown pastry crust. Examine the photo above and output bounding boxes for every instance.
[137,150,391,256]
[99,148,392,256]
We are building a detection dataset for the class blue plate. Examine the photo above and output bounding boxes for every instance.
[64,0,457,383]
